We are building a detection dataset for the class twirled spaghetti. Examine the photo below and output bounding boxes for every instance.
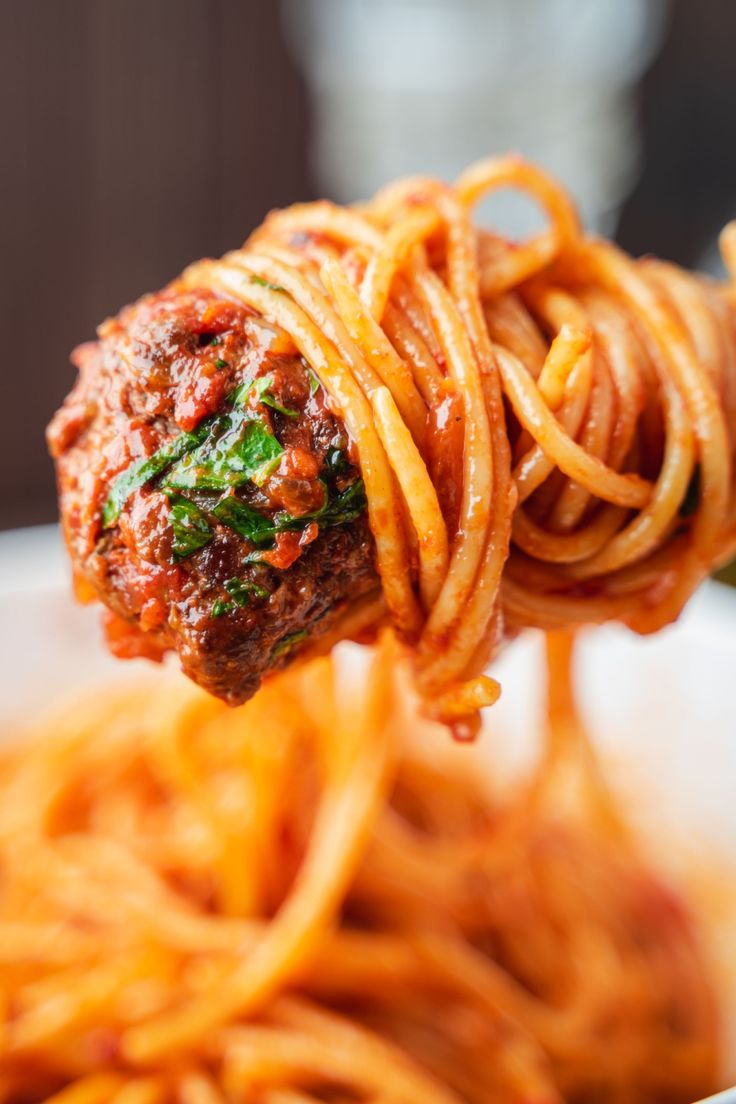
[179,157,736,714]
[48,156,736,729]
[0,637,720,1103]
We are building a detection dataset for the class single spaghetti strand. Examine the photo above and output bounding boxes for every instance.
[320,256,428,445]
[122,642,397,1064]
[371,386,449,611]
[360,205,441,321]
[413,267,493,649]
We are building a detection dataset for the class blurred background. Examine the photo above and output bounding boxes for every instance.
[2,0,736,531]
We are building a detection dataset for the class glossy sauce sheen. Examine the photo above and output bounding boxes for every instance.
[48,288,378,703]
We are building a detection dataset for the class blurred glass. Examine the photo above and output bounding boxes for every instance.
[282,0,668,236]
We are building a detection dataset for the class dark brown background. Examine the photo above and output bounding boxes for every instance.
[2,0,736,530]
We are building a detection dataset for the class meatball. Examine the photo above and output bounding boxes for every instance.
[48,287,379,704]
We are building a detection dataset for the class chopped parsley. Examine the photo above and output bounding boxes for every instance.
[213,478,366,548]
[242,549,270,565]
[273,630,308,658]
[234,374,299,418]
[214,357,228,369]
[324,434,349,475]
[224,576,269,605]
[102,426,207,528]
[211,496,279,545]
[211,598,234,618]
[303,477,366,528]
[102,385,367,569]
[307,369,320,396]
[161,414,284,492]
[326,448,349,475]
[167,495,213,561]
[218,477,366,546]
[211,577,269,618]
[251,275,286,293]
[104,386,291,529]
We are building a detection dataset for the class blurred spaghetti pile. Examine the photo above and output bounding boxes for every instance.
[0,637,719,1103]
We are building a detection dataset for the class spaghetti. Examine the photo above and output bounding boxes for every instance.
[0,636,719,1103]
[31,156,732,1101]
[167,155,736,727]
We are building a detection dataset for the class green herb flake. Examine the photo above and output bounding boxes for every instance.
[168,495,213,561]
[324,479,365,524]
[297,477,366,529]
[326,447,349,475]
[224,576,269,606]
[161,414,284,493]
[214,357,228,369]
[307,368,320,396]
[251,275,286,293]
[234,374,299,418]
[211,496,277,545]
[231,383,249,407]
[103,427,206,528]
[273,629,308,659]
[248,424,285,484]
[211,598,234,618]
[252,374,299,418]
[213,477,366,550]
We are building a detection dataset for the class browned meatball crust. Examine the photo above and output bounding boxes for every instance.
[48,287,378,704]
